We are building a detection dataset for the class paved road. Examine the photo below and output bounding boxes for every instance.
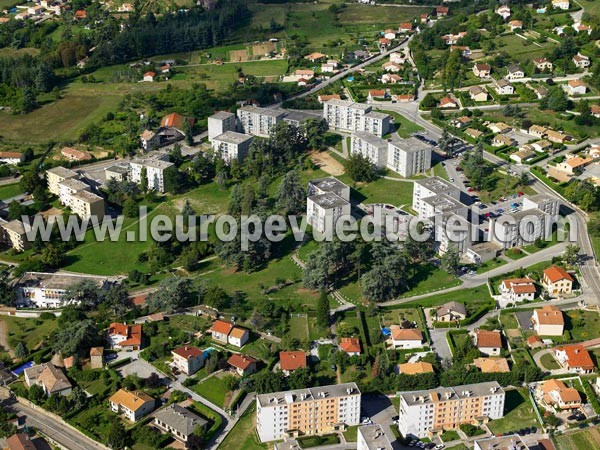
[8,400,107,450]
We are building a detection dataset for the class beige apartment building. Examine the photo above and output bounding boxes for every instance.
[70,190,105,221]
[256,383,361,442]
[0,219,32,252]
[46,166,78,196]
[398,382,505,438]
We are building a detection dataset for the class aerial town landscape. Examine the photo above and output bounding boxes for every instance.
[0,0,600,449]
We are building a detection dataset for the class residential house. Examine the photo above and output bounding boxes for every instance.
[591,105,600,119]
[383,29,396,40]
[108,323,143,351]
[390,326,424,349]
[509,20,522,31]
[441,32,468,46]
[228,353,258,376]
[489,122,512,134]
[109,389,155,422]
[473,358,510,373]
[538,379,581,410]
[24,363,72,397]
[60,147,92,162]
[153,404,208,445]
[542,266,574,297]
[399,22,413,33]
[228,326,250,348]
[556,155,592,175]
[565,79,587,95]
[382,61,401,73]
[434,301,467,322]
[492,134,516,147]
[469,86,488,102]
[450,46,471,57]
[573,21,592,34]
[527,335,544,349]
[90,347,104,369]
[389,52,405,65]
[367,89,387,102]
[295,69,314,80]
[394,94,415,103]
[172,346,204,375]
[506,64,525,80]
[466,128,483,140]
[339,337,361,356]
[473,329,502,356]
[321,62,337,73]
[304,52,327,62]
[160,112,195,133]
[436,6,449,16]
[381,73,402,84]
[531,140,553,152]
[420,13,430,23]
[439,97,458,108]
[143,71,155,82]
[379,38,391,47]
[529,125,548,138]
[494,79,514,95]
[473,63,491,78]
[6,433,39,450]
[208,320,233,344]
[0,152,24,165]
[554,345,594,374]
[531,305,564,336]
[534,58,553,71]
[0,219,32,252]
[496,5,511,20]
[279,351,307,376]
[451,116,472,129]
[397,362,434,375]
[573,53,590,69]
[545,130,570,144]
[552,0,570,10]
[499,278,536,303]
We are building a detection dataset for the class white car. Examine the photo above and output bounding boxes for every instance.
[435,445,445,450]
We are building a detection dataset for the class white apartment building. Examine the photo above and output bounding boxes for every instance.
[351,132,388,168]
[0,219,32,252]
[357,425,393,450]
[412,177,461,219]
[308,177,350,200]
[422,194,471,255]
[398,382,505,439]
[307,193,351,234]
[492,209,551,249]
[237,105,285,138]
[387,137,433,177]
[522,194,560,218]
[46,166,78,196]
[323,99,391,137]
[207,111,237,141]
[211,131,253,164]
[256,383,361,442]
[129,154,175,193]
[57,178,90,206]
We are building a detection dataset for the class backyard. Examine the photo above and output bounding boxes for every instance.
[555,426,600,450]
[218,404,266,450]
[191,374,229,409]
[487,389,541,435]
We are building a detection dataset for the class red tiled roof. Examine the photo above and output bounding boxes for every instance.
[227,353,257,370]
[475,329,502,348]
[6,434,36,450]
[172,346,203,359]
[556,345,594,369]
[544,266,573,283]
[109,323,142,347]
[209,320,234,335]
[534,305,564,326]
[390,326,423,341]
[339,337,361,354]
[279,351,307,372]
[160,112,194,129]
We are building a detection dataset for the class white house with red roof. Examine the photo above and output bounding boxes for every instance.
[279,351,307,376]
[208,320,249,347]
[499,278,536,304]
[554,345,595,374]
[227,354,258,376]
[389,326,424,349]
[542,266,574,297]
[108,323,143,350]
[339,337,361,356]
[172,346,204,375]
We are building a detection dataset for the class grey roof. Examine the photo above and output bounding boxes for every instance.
[47,166,78,179]
[209,111,235,120]
[364,111,390,120]
[309,177,348,193]
[389,136,433,153]
[398,382,504,406]
[422,193,465,212]
[436,301,467,317]
[71,190,104,203]
[524,193,557,204]
[496,79,512,88]
[283,110,319,124]
[154,404,207,437]
[238,105,286,118]
[58,178,89,192]
[17,272,108,291]
[497,208,549,224]
[415,176,459,195]
[352,131,387,148]
[212,131,253,145]
[1,219,31,235]
[323,98,371,111]
[357,425,393,450]
[309,192,349,209]
[257,382,360,407]
[474,435,530,450]
[132,157,174,170]
[105,165,129,175]
[508,64,522,73]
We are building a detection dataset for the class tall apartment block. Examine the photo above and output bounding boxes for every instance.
[522,193,560,218]
[412,177,462,219]
[492,208,551,249]
[129,154,175,193]
[256,383,361,442]
[357,425,393,450]
[207,111,237,141]
[323,99,391,137]
[307,177,351,234]
[351,132,388,168]
[211,131,253,164]
[398,382,505,439]
[237,105,285,138]
[387,136,433,177]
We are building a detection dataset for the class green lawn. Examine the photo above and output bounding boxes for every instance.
[565,310,600,342]
[3,315,59,353]
[0,183,24,200]
[505,248,527,260]
[476,258,507,274]
[342,177,414,208]
[433,161,448,180]
[298,434,340,448]
[343,425,359,442]
[440,430,460,442]
[192,375,229,408]
[396,264,460,299]
[555,426,600,450]
[380,110,424,139]
[476,171,535,204]
[218,404,266,450]
[540,352,560,370]
[289,315,309,341]
[487,389,541,435]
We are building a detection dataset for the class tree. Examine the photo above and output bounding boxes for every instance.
[277,170,306,215]
[63,279,103,307]
[29,384,46,404]
[345,153,376,182]
[563,244,580,265]
[103,284,132,316]
[8,200,25,221]
[40,243,64,268]
[140,167,148,192]
[441,245,460,275]
[52,319,99,356]
[316,291,330,328]
[14,341,28,359]
[303,119,329,150]
[146,277,193,313]
[184,120,194,146]
[0,270,15,306]
[107,417,128,449]
[187,426,206,450]
[145,372,161,389]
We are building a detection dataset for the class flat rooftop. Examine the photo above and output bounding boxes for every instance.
[415,176,460,195]
[398,381,504,406]
[324,98,371,111]
[475,435,529,450]
[422,193,465,212]
[105,164,129,175]
[389,136,433,153]
[47,166,78,179]
[238,105,285,118]
[283,110,319,124]
[309,177,348,194]
[132,158,174,170]
[257,382,360,407]
[352,131,387,147]
[209,111,235,120]
[364,111,390,120]
[1,219,31,235]
[524,193,557,204]
[357,425,393,450]
[58,178,90,192]
[71,190,104,203]
[309,192,349,209]
[17,272,109,291]
[213,131,253,145]
[498,208,549,223]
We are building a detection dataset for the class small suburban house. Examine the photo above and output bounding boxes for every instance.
[172,346,204,375]
[531,305,565,336]
[572,53,590,68]
[554,345,595,374]
[469,86,488,102]
[492,135,516,148]
[397,362,434,375]
[494,79,514,95]
[439,97,458,108]
[228,326,250,348]
[6,433,38,450]
[90,347,104,369]
[542,266,574,297]
[108,323,143,350]
[0,151,25,165]
[153,404,208,445]
[565,79,587,96]
[434,301,466,322]
[24,363,72,397]
[472,329,502,356]
[227,353,258,376]
[339,337,361,356]
[109,389,155,422]
[143,71,155,82]
[534,58,553,71]
[538,379,581,410]
[499,278,536,304]
[473,63,491,78]
[389,326,424,349]
[473,357,510,373]
[279,351,307,376]
[208,320,250,348]
[506,64,525,80]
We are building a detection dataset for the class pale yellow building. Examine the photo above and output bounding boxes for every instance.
[46,166,78,196]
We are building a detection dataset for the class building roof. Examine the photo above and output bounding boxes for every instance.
[398,382,504,406]
[357,425,393,450]
[436,301,467,317]
[6,434,37,450]
[1,219,31,235]
[153,404,208,437]
[212,131,253,145]
[210,111,235,121]
[209,320,234,335]
[502,278,536,294]
[238,105,286,118]
[353,131,387,148]
[439,96,457,106]
[229,326,248,339]
[339,337,361,353]
[533,305,564,326]
[541,378,581,403]
[90,347,104,357]
[474,63,491,71]
[17,272,108,292]
[109,389,154,411]
[279,351,307,372]
[227,353,257,370]
[389,136,432,153]
[46,166,78,179]
[61,147,92,161]
[109,323,142,347]
[398,362,434,375]
[475,329,502,348]
[469,85,487,95]
[544,266,573,283]
[71,190,103,204]
[318,94,341,102]
[32,363,72,394]
[308,192,349,209]
[568,79,586,88]
[390,326,423,342]
[473,357,510,373]
[172,346,203,360]
[474,435,529,450]
[556,344,594,369]
[0,152,23,159]
[257,382,360,407]
[160,112,195,130]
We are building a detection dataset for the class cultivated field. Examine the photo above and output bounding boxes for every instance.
[556,427,600,450]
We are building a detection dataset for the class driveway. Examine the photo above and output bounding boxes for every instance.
[429,329,453,361]
[117,357,163,380]
[515,310,534,329]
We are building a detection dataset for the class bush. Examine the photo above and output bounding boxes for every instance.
[39,312,55,320]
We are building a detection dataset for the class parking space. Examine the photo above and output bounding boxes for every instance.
[515,310,534,330]
[117,357,164,380]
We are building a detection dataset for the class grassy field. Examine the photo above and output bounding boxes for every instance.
[493,34,557,62]
[556,426,600,450]
[218,404,266,450]
[380,110,424,139]
[565,310,600,342]
[540,352,560,370]
[476,258,506,274]
[192,375,229,408]
[348,177,414,208]
[396,263,460,299]
[3,315,59,352]
[0,183,24,201]
[487,389,541,435]
[288,315,309,341]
